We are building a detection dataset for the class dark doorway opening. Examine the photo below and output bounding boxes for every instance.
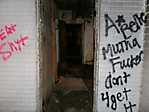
[54,20,94,112]
[47,0,95,112]
[59,23,82,64]
[65,24,82,64]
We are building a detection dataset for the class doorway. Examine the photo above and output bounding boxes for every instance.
[45,0,95,112]
[59,23,82,64]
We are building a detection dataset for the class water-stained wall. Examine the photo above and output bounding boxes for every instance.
[39,0,57,111]
[83,20,94,65]
[139,1,149,112]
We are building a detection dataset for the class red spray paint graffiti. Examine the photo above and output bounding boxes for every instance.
[0,24,30,62]
[0,24,16,41]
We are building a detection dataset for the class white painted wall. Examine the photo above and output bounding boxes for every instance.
[0,0,39,112]
[95,0,145,112]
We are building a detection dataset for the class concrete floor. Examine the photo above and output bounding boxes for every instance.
[48,78,93,112]
[47,89,93,112]
[47,64,93,112]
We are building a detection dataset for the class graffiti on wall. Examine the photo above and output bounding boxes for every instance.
[0,24,29,62]
[100,12,146,112]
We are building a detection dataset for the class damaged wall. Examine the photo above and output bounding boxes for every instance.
[83,20,94,64]
[39,0,57,111]
[57,9,95,65]
[139,1,149,112]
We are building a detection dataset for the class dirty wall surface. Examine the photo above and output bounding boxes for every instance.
[95,0,145,112]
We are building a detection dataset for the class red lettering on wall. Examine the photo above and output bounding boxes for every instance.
[0,24,16,41]
[0,43,12,61]
[0,29,6,41]
[0,24,30,62]
[5,24,16,36]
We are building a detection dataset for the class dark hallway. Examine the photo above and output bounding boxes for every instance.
[46,0,95,112]
[59,23,82,64]
[64,24,82,64]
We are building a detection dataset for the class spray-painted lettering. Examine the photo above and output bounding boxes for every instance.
[105,12,146,39]
[100,12,146,112]
[0,24,30,62]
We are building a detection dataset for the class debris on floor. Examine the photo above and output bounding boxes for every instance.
[47,89,93,112]
[47,64,93,112]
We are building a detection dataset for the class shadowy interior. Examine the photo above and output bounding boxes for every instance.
[46,0,95,111]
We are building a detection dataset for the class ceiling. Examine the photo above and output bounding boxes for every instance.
[55,0,95,18]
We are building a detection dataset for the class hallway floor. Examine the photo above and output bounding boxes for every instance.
[48,89,93,112]
[47,64,93,112]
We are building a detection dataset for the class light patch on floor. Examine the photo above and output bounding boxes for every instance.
[56,76,88,91]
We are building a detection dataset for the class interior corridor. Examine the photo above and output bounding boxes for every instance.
[43,0,95,111]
